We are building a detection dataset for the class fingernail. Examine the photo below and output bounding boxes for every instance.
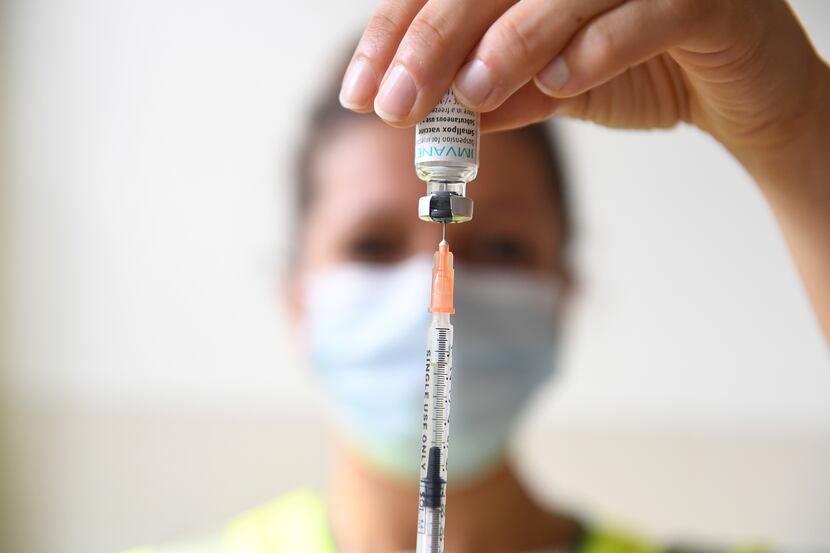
[374,64,417,122]
[536,57,570,95]
[453,58,494,107]
[339,58,377,110]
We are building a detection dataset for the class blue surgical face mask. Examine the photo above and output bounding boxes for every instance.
[305,255,560,484]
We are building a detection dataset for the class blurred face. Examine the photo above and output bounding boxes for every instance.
[297,118,566,278]
[292,117,569,482]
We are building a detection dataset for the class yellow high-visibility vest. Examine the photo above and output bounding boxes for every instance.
[122,488,768,553]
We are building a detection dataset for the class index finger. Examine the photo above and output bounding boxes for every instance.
[342,0,514,127]
[374,0,515,126]
[339,0,427,113]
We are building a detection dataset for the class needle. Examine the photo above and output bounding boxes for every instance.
[442,222,446,242]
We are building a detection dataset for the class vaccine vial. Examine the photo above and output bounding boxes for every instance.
[415,91,479,223]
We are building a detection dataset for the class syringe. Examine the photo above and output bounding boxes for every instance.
[414,90,476,553]
[417,238,454,553]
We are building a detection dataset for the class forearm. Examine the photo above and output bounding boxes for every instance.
[736,59,830,342]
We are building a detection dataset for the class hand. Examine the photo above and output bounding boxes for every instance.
[340,0,828,162]
[339,0,830,341]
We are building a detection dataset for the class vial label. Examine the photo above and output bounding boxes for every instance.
[415,91,479,167]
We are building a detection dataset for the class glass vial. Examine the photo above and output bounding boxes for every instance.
[415,90,480,201]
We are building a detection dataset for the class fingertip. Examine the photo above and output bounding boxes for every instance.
[372,101,415,128]
[480,82,562,132]
[452,58,495,110]
[451,83,496,114]
[373,64,417,124]
[338,91,374,113]
[373,98,405,125]
[534,57,572,98]
[339,57,380,112]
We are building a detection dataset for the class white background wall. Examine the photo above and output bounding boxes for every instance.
[3,2,830,553]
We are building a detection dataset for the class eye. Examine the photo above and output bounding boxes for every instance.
[345,233,403,264]
[474,235,532,267]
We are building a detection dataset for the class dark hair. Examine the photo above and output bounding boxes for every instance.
[293,50,572,247]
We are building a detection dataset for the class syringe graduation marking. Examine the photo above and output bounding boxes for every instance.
[432,328,450,443]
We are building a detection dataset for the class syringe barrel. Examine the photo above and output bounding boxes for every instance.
[416,506,443,553]
[417,312,453,553]
[421,313,452,463]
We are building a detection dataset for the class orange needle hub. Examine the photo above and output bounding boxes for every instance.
[428,240,454,314]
